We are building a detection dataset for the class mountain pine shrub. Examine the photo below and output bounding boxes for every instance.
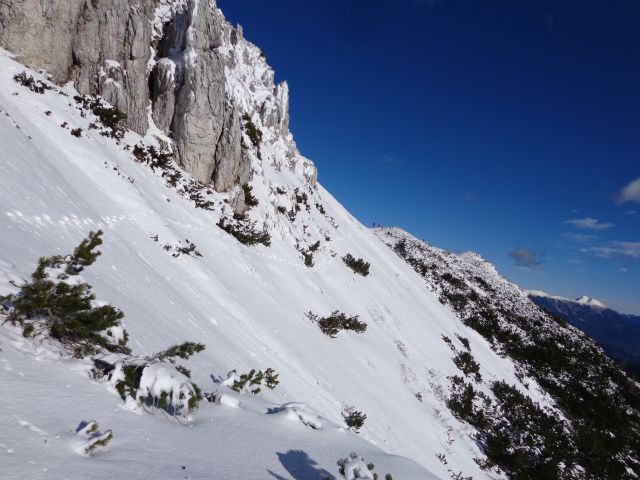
[307,311,367,337]
[217,217,271,246]
[1,230,130,356]
[242,113,262,149]
[83,428,113,456]
[230,368,279,394]
[393,232,640,478]
[13,71,52,94]
[342,406,367,432]
[309,241,321,252]
[452,351,482,383]
[73,95,126,139]
[303,250,314,268]
[342,254,370,276]
[106,341,206,414]
[242,184,259,207]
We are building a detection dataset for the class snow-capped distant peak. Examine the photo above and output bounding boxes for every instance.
[525,290,566,300]
[575,296,606,308]
[526,290,606,309]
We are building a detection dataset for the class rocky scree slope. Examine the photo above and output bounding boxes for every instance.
[375,227,640,480]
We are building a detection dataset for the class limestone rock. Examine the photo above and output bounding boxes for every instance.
[0,0,317,191]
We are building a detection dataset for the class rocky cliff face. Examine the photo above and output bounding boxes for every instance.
[0,0,309,191]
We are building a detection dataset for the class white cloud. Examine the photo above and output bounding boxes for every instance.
[618,177,640,203]
[581,241,640,261]
[564,217,613,231]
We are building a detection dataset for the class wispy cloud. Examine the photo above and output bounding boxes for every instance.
[581,241,640,261]
[618,176,640,204]
[508,248,544,268]
[625,210,637,215]
[564,232,598,244]
[564,217,614,231]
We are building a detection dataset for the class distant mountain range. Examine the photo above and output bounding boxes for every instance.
[528,291,640,377]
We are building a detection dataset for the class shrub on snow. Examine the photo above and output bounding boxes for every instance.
[342,254,370,277]
[74,420,113,456]
[222,368,280,394]
[307,311,367,337]
[452,350,482,383]
[0,230,130,357]
[342,405,367,432]
[95,341,206,415]
[337,452,374,480]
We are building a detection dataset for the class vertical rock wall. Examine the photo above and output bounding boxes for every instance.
[0,0,308,190]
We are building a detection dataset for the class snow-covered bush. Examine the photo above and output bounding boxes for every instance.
[13,71,52,94]
[242,113,262,149]
[307,311,367,338]
[217,217,271,246]
[75,421,113,456]
[73,95,127,139]
[337,452,374,479]
[309,240,321,252]
[96,342,206,415]
[242,184,259,207]
[456,335,471,351]
[302,250,314,267]
[446,375,487,425]
[342,254,370,277]
[452,351,482,383]
[0,230,130,357]
[223,368,279,394]
[342,406,367,433]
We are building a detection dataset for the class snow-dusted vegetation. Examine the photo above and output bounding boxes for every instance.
[0,1,638,478]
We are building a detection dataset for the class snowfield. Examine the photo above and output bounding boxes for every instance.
[0,45,534,479]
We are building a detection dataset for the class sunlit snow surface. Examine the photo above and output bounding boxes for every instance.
[0,49,536,479]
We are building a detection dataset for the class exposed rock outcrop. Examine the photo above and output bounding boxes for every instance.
[0,0,313,190]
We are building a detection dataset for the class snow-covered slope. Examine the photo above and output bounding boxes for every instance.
[0,48,538,479]
[375,227,640,479]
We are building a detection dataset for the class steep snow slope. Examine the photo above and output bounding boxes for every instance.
[0,50,536,479]
[375,227,640,479]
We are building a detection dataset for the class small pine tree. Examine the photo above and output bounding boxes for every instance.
[5,231,129,355]
[66,229,103,274]
[242,184,259,207]
[343,406,367,432]
[452,351,482,383]
[231,368,280,394]
[314,311,367,337]
[153,342,206,361]
[342,254,370,277]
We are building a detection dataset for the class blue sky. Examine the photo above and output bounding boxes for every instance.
[219,0,640,314]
